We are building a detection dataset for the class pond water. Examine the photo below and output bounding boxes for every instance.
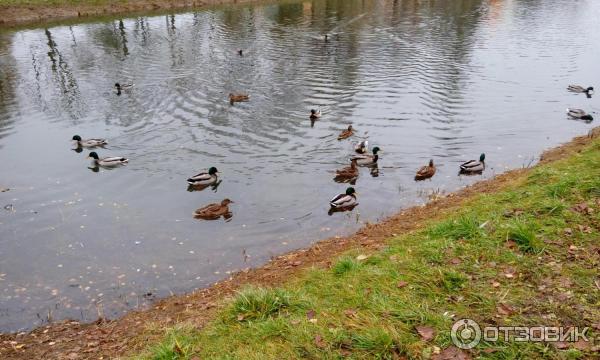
[0,0,599,332]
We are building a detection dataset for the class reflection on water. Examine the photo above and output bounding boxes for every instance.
[0,0,599,331]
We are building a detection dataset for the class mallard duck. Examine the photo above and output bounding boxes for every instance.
[229,93,250,104]
[567,85,594,94]
[338,125,354,140]
[354,140,368,154]
[415,159,436,181]
[194,199,233,220]
[567,108,593,121]
[238,49,243,56]
[351,146,381,166]
[114,82,133,95]
[459,153,485,174]
[88,151,128,167]
[72,135,107,148]
[310,108,321,119]
[334,159,359,182]
[187,167,219,186]
[329,187,358,209]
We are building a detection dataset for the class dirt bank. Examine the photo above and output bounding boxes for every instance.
[0,0,272,28]
[1,127,598,359]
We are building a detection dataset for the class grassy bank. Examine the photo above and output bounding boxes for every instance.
[133,137,600,359]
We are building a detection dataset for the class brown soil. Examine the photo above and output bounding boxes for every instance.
[0,0,270,28]
[1,127,598,359]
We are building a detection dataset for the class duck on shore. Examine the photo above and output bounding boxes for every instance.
[72,135,107,148]
[88,151,128,167]
[194,199,233,220]
[415,159,436,181]
[459,153,485,174]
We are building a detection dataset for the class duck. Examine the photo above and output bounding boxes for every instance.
[88,151,128,167]
[459,153,485,174]
[114,82,133,95]
[329,187,358,209]
[566,108,593,121]
[238,49,243,56]
[351,146,381,166]
[187,167,219,186]
[334,159,359,182]
[567,85,594,94]
[310,108,321,120]
[337,125,354,140]
[72,135,107,148]
[415,159,436,181]
[229,93,250,104]
[194,199,233,220]
[354,140,368,154]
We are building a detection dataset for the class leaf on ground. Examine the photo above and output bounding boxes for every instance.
[573,339,590,351]
[482,348,498,354]
[491,281,501,288]
[554,342,569,349]
[397,281,408,288]
[356,254,368,261]
[571,203,592,214]
[290,319,300,325]
[343,309,357,318]
[496,303,514,316]
[237,314,245,321]
[449,258,461,265]
[564,228,573,236]
[431,346,472,360]
[578,225,592,234]
[314,334,327,349]
[306,309,316,320]
[415,325,435,341]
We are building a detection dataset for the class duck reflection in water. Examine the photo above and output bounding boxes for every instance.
[187,180,222,193]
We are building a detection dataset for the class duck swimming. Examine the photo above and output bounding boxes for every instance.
[229,93,250,104]
[334,159,359,183]
[114,82,133,95]
[567,108,593,121]
[459,153,485,174]
[72,135,107,148]
[354,140,368,154]
[187,167,219,186]
[338,125,354,140]
[88,151,128,167]
[567,85,594,94]
[310,108,321,119]
[194,199,233,220]
[329,187,358,209]
[415,159,436,181]
[351,146,381,166]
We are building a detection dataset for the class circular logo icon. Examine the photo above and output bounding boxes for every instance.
[451,318,481,349]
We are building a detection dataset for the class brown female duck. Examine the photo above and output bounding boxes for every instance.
[415,159,436,181]
[194,199,233,220]
[337,125,354,140]
[229,93,250,104]
[334,159,359,182]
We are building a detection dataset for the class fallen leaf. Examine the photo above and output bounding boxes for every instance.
[290,319,300,325]
[449,258,461,265]
[415,325,435,341]
[431,346,472,360]
[356,254,368,261]
[397,281,408,288]
[343,309,357,318]
[482,348,498,354]
[571,203,592,214]
[237,314,245,321]
[573,339,590,351]
[314,334,327,349]
[564,228,573,236]
[496,303,514,316]
[491,281,501,288]
[578,225,592,234]
[554,342,569,349]
[307,309,316,320]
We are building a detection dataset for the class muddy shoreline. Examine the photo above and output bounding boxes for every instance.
[1,128,597,359]
[0,0,283,28]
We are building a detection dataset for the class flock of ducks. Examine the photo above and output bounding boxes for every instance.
[71,82,594,220]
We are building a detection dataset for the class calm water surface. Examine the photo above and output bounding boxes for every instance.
[0,0,599,331]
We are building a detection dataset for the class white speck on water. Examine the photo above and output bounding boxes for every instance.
[151,264,157,268]
[98,203,104,207]
[189,251,195,254]
[134,241,141,245]
[80,225,85,229]
[57,264,63,268]
[171,237,176,241]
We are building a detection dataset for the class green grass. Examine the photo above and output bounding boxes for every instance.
[133,138,600,359]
